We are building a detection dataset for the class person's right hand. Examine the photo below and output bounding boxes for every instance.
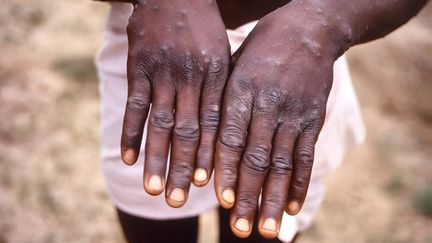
[121,0,230,208]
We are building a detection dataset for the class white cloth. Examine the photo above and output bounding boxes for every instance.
[96,3,366,241]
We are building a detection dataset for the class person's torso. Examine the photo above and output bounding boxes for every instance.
[217,0,290,28]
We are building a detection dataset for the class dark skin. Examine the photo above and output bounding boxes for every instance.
[98,0,428,238]
[121,0,230,207]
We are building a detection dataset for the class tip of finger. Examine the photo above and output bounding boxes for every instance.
[193,168,208,187]
[194,168,208,181]
[286,201,301,215]
[122,149,137,165]
[144,175,164,195]
[166,188,186,208]
[193,179,209,187]
[231,218,252,238]
[217,188,235,208]
[259,218,279,239]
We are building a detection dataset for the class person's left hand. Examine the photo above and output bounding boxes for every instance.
[214,2,345,238]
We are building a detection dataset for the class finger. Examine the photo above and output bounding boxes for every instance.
[194,58,228,187]
[215,80,253,209]
[166,85,201,208]
[258,125,298,239]
[230,112,277,238]
[143,75,175,195]
[120,56,151,165]
[286,123,322,215]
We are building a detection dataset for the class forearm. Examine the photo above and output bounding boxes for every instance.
[335,0,427,44]
[285,0,428,56]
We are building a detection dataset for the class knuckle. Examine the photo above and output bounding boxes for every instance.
[127,95,149,113]
[259,89,285,108]
[128,52,154,78]
[174,120,200,143]
[171,160,193,178]
[306,116,325,132]
[219,164,238,184]
[292,176,310,190]
[284,97,305,116]
[295,146,314,166]
[150,111,174,131]
[135,55,154,71]
[302,109,326,128]
[242,145,271,173]
[219,125,246,151]
[236,192,258,210]
[264,195,285,208]
[271,154,293,174]
[179,53,201,82]
[254,99,278,117]
[207,57,227,81]
[122,127,141,141]
[200,108,220,132]
[231,77,254,94]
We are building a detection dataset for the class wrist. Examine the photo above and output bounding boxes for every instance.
[274,0,356,60]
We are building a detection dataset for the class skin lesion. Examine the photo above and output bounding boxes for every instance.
[301,36,324,58]
[173,120,200,143]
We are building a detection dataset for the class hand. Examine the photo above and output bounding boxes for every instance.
[121,0,230,207]
[214,3,341,238]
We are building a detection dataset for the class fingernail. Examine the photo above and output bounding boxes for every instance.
[234,218,250,232]
[222,189,235,204]
[287,201,300,214]
[169,188,185,203]
[123,149,136,165]
[147,175,163,192]
[193,168,207,182]
[262,218,277,232]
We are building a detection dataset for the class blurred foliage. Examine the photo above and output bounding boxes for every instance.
[415,184,432,217]
[386,174,405,193]
[51,56,98,82]
[0,1,47,45]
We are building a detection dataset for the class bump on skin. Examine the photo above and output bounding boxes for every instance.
[301,36,323,57]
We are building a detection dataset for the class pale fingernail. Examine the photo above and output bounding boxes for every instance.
[262,218,277,232]
[193,168,207,182]
[169,188,185,203]
[234,218,250,232]
[287,201,300,214]
[222,189,235,204]
[147,175,163,192]
[123,149,136,165]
